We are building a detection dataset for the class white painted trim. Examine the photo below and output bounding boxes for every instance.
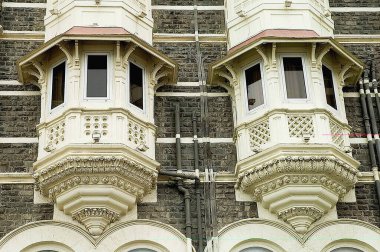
[349,138,368,144]
[0,173,34,184]
[155,92,229,97]
[176,82,200,87]
[0,172,377,184]
[2,2,46,8]
[152,5,224,11]
[0,138,38,144]
[330,7,380,12]
[0,80,22,85]
[335,34,380,44]
[156,137,234,144]
[0,91,40,96]
[343,92,360,98]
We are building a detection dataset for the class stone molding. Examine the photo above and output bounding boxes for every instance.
[34,156,157,201]
[235,145,360,234]
[237,155,359,200]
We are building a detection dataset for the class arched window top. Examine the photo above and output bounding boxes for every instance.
[129,249,157,252]
[240,247,273,252]
[331,248,364,252]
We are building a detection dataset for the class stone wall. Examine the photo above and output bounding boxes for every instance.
[337,183,380,227]
[0,41,42,80]
[0,184,53,239]
[0,7,45,31]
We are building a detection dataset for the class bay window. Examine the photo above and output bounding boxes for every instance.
[129,62,144,110]
[283,57,307,99]
[51,61,66,109]
[245,63,264,111]
[322,65,337,110]
[86,54,108,98]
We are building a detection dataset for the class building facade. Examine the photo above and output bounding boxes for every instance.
[0,0,380,251]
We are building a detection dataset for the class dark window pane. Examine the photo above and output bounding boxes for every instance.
[331,248,363,252]
[87,55,108,97]
[323,65,337,109]
[245,64,264,110]
[51,61,66,109]
[129,62,144,109]
[283,57,307,99]
[129,249,156,252]
[240,247,273,252]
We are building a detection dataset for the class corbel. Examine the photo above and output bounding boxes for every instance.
[311,43,317,65]
[74,40,79,67]
[150,62,165,86]
[316,44,332,68]
[271,43,277,67]
[155,70,169,84]
[31,61,46,84]
[224,63,238,87]
[255,46,269,69]
[58,42,73,67]
[339,63,354,86]
[115,41,121,66]
[25,68,42,89]
[122,43,138,68]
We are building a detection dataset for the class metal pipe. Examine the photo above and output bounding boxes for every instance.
[363,72,380,163]
[193,111,203,252]
[175,103,182,172]
[178,180,192,252]
[369,60,380,211]
[359,79,378,170]
[159,170,199,180]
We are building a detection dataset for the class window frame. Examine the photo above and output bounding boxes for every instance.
[127,59,147,114]
[48,59,67,113]
[279,54,310,103]
[83,52,112,100]
[321,63,340,112]
[241,59,267,115]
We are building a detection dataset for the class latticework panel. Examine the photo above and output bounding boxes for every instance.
[84,115,109,137]
[128,121,147,146]
[330,120,345,148]
[249,119,270,150]
[46,119,65,150]
[288,115,314,138]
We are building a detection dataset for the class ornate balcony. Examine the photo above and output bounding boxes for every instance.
[208,32,363,234]
[17,29,178,236]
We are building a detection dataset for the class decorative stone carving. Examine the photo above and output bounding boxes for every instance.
[128,121,147,150]
[33,146,159,236]
[235,145,360,234]
[45,119,65,152]
[72,208,120,236]
[249,119,270,152]
[278,206,323,234]
[84,115,109,138]
[288,115,315,138]
[329,119,345,149]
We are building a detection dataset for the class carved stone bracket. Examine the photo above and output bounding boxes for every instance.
[33,154,158,236]
[217,63,238,87]
[122,43,138,68]
[339,63,354,86]
[236,151,359,234]
[58,42,73,67]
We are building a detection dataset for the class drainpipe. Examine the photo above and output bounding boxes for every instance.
[175,103,182,172]
[369,61,380,205]
[193,112,203,252]
[178,180,193,252]
[359,78,380,205]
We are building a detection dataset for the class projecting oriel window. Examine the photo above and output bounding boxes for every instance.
[245,63,264,111]
[283,57,307,99]
[322,65,337,109]
[129,62,144,110]
[51,61,66,109]
[86,54,108,98]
